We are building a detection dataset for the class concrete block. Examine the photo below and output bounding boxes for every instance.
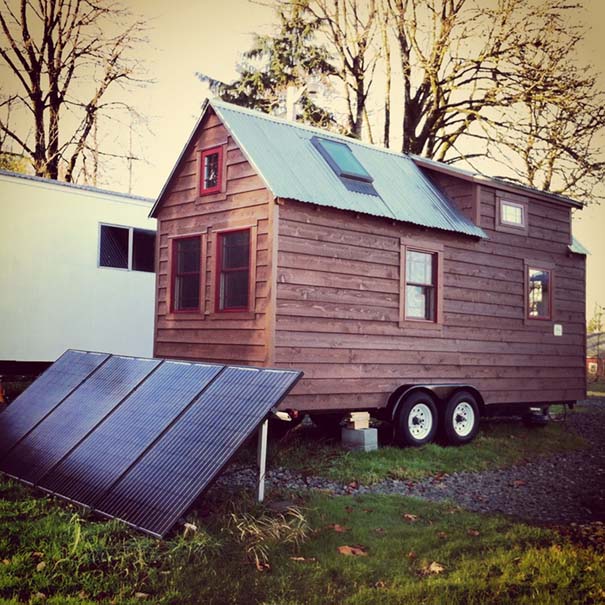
[341,427,378,452]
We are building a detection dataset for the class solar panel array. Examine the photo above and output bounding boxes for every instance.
[0,351,301,537]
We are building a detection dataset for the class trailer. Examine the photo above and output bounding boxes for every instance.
[150,99,587,446]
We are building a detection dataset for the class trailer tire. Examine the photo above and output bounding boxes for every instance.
[442,391,479,445]
[394,391,438,447]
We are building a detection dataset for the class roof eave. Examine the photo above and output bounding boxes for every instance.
[412,155,584,209]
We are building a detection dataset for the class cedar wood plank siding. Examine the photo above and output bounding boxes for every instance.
[154,109,275,365]
[273,170,586,411]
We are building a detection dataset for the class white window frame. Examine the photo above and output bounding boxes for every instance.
[98,223,155,273]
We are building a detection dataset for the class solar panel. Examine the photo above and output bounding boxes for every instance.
[39,361,223,505]
[0,350,109,458]
[0,352,301,538]
[0,355,159,484]
[95,366,301,537]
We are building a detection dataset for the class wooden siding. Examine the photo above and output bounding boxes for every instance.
[274,175,586,412]
[153,109,275,366]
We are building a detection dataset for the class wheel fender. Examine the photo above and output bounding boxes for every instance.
[388,384,484,422]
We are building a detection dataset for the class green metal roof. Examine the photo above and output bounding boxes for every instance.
[569,235,589,255]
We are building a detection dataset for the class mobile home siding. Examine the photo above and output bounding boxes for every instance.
[274,177,586,411]
[154,110,275,365]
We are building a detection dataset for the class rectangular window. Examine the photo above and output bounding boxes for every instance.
[200,146,223,195]
[99,224,155,273]
[496,197,528,234]
[216,229,250,312]
[527,267,552,320]
[405,250,437,321]
[501,201,525,226]
[172,236,201,312]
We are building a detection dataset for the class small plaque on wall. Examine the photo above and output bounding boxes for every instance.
[553,324,563,336]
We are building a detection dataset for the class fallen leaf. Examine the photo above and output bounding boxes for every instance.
[407,551,417,560]
[403,513,419,523]
[437,531,448,540]
[2,559,10,565]
[420,561,445,575]
[31,552,44,559]
[134,592,150,600]
[337,545,368,557]
[467,529,480,537]
[255,561,271,572]
[290,556,318,562]
[328,523,349,533]
[36,561,46,572]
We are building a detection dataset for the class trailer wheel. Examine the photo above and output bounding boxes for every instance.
[394,391,438,447]
[442,391,479,445]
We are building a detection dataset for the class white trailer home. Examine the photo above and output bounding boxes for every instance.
[0,170,156,366]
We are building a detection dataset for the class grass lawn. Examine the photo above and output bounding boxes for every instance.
[588,379,605,397]
[1,479,604,605]
[265,412,587,485]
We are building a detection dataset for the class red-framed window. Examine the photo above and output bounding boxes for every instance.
[200,146,223,195]
[527,266,552,320]
[405,249,437,321]
[171,236,202,312]
[216,229,250,312]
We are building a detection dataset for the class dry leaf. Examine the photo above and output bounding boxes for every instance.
[407,551,417,560]
[328,523,349,533]
[36,561,46,572]
[337,545,368,557]
[255,561,271,572]
[467,529,480,537]
[420,561,445,575]
[290,556,317,562]
[437,531,448,540]
[32,552,44,559]
[2,559,10,565]
[403,513,419,523]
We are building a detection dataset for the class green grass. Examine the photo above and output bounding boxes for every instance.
[588,379,605,397]
[1,479,603,605]
[266,414,587,485]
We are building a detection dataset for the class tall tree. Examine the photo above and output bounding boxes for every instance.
[198,1,335,129]
[0,0,148,182]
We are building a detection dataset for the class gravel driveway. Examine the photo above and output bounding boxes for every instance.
[215,398,605,525]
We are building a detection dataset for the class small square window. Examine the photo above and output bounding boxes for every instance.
[172,236,201,312]
[501,201,524,226]
[496,198,528,234]
[99,225,155,273]
[217,229,250,312]
[200,146,223,195]
[527,267,552,320]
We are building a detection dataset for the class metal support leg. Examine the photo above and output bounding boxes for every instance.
[256,419,268,502]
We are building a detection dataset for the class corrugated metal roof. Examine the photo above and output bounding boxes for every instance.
[569,235,589,255]
[210,100,486,238]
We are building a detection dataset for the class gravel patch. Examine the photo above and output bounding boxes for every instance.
[212,399,605,524]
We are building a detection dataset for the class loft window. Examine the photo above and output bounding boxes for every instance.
[405,250,437,321]
[172,236,201,312]
[200,146,223,195]
[99,224,155,273]
[217,229,250,312]
[501,201,525,226]
[527,267,552,320]
[311,136,378,196]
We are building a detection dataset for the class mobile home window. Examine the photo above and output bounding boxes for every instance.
[99,224,155,273]
[216,229,250,312]
[171,236,202,312]
[200,146,223,195]
[527,267,552,320]
[405,250,437,321]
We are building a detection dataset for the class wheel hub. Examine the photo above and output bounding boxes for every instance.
[452,401,475,437]
[408,403,433,440]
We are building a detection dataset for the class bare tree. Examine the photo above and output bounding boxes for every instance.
[305,0,379,139]
[0,0,148,182]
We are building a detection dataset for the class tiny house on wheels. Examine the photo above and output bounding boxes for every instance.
[150,99,587,447]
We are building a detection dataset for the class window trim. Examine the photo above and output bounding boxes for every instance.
[169,234,205,315]
[495,197,528,235]
[524,260,554,323]
[399,238,444,329]
[98,223,156,273]
[215,227,253,313]
[199,145,224,196]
